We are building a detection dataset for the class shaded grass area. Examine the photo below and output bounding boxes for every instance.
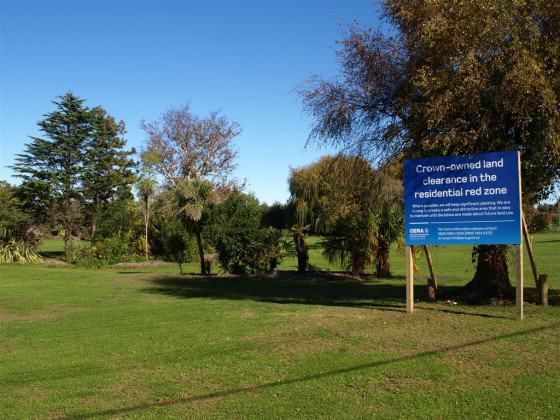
[279,232,560,302]
[1,263,560,418]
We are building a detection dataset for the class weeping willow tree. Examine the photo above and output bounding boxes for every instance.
[288,163,323,232]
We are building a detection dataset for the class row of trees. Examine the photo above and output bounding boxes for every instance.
[2,96,312,274]
[4,91,408,277]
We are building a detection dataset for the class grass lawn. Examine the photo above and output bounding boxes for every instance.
[0,234,558,417]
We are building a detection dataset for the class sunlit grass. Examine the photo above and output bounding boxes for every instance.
[1,233,559,417]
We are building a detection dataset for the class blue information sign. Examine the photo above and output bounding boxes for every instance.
[404,151,521,245]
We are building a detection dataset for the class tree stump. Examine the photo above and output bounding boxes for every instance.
[537,274,548,306]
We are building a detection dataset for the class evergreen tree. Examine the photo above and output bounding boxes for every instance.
[12,92,136,260]
[82,106,136,238]
[13,93,90,259]
[0,181,29,240]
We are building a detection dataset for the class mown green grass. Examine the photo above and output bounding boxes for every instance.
[0,233,554,417]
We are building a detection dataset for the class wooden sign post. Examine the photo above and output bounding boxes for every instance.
[516,154,524,320]
[515,243,524,320]
[406,246,414,314]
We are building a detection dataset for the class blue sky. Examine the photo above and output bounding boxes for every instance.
[0,0,383,204]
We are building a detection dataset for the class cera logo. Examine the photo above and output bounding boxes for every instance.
[410,228,429,235]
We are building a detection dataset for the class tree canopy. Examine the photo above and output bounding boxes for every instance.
[141,105,240,187]
[301,0,560,203]
[300,0,560,297]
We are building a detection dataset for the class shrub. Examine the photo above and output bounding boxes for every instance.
[242,227,292,273]
[70,235,143,267]
[162,231,197,274]
[68,242,97,267]
[211,192,263,274]
[150,216,197,274]
[211,193,292,274]
[0,239,43,264]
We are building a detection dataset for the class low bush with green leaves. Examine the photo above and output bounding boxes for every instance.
[211,192,263,274]
[242,227,293,273]
[211,193,295,274]
[69,236,143,267]
[162,231,197,274]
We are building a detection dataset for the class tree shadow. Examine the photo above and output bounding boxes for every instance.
[80,322,559,418]
[535,239,560,244]
[139,271,513,318]
[117,271,152,275]
[141,272,409,307]
[38,250,64,259]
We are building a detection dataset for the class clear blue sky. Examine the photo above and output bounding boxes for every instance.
[0,0,383,204]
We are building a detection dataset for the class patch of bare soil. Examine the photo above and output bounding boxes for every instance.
[40,258,69,266]
[0,306,90,322]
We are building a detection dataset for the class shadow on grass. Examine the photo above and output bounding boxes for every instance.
[80,322,559,418]
[536,239,560,244]
[139,272,512,319]
[38,250,65,259]
[117,272,153,275]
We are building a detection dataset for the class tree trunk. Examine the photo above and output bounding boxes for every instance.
[462,245,514,301]
[351,258,365,277]
[90,197,101,240]
[296,251,308,273]
[90,221,97,241]
[194,227,207,276]
[63,229,72,263]
[293,233,308,273]
[269,257,278,273]
[144,200,149,259]
[375,240,391,277]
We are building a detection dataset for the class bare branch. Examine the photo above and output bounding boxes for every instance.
[141,105,240,186]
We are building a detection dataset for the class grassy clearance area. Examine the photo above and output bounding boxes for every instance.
[1,234,559,417]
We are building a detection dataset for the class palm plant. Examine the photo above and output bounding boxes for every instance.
[322,211,377,277]
[165,179,223,275]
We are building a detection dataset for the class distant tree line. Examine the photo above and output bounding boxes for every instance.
[0,96,295,274]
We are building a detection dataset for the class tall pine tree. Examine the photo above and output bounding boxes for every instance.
[13,92,136,260]
[82,106,136,239]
